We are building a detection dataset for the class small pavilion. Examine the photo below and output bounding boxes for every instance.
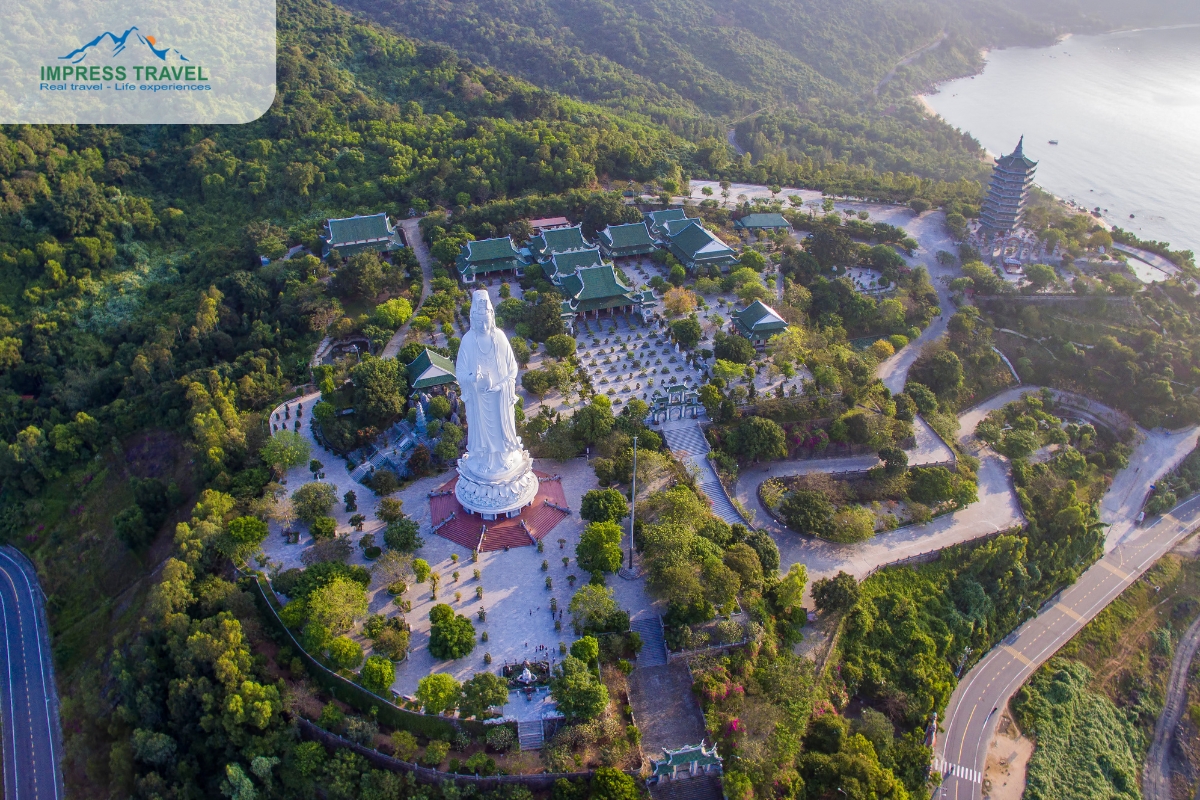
[734,212,792,233]
[648,742,723,785]
[406,348,457,391]
[733,300,789,345]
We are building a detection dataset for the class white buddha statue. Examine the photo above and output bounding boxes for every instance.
[454,290,539,517]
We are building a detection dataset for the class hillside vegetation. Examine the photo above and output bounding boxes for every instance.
[333,0,1185,187]
[0,0,700,795]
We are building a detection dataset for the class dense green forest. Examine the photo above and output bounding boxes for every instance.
[0,0,707,795]
[331,0,1188,190]
[5,0,1198,795]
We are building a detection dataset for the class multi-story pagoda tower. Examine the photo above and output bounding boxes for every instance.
[980,136,1037,234]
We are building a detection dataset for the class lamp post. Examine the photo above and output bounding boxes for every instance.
[629,435,638,570]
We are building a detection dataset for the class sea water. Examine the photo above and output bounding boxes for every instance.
[922,25,1200,254]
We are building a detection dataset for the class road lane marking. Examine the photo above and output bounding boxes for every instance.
[933,758,982,784]
[0,566,22,800]
[1098,560,1129,579]
[0,549,60,800]
[954,517,1200,798]
[1002,645,1032,666]
[1054,603,1084,622]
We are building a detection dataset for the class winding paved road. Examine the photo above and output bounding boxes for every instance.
[1144,609,1200,800]
[0,546,63,800]
[734,412,1023,590]
[936,422,1200,800]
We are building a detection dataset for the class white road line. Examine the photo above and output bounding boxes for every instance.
[0,564,22,800]
[0,549,60,800]
[933,759,982,784]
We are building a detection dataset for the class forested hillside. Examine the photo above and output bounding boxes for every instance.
[0,0,681,505]
[335,0,1193,186]
[336,0,1009,181]
[0,0,701,794]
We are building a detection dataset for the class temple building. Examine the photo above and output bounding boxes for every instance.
[558,263,643,328]
[644,208,689,240]
[456,237,527,283]
[667,219,739,272]
[526,216,571,233]
[547,247,605,285]
[528,224,590,262]
[596,222,658,260]
[663,217,700,239]
[406,348,457,391]
[734,212,792,233]
[980,136,1037,234]
[321,213,406,258]
[733,299,789,345]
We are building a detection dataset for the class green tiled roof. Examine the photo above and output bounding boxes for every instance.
[600,222,656,250]
[530,225,588,258]
[734,300,788,339]
[669,220,736,264]
[406,348,457,389]
[462,237,521,263]
[664,217,699,238]
[457,237,525,277]
[327,213,393,247]
[650,743,722,779]
[645,208,687,229]
[560,265,636,313]
[550,248,604,279]
[734,213,791,230]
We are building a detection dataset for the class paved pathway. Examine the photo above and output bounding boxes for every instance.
[380,218,434,360]
[1144,609,1200,800]
[660,420,744,526]
[1113,244,1181,278]
[261,392,659,695]
[873,29,948,96]
[0,546,63,800]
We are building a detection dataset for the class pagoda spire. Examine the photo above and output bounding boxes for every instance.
[980,136,1037,233]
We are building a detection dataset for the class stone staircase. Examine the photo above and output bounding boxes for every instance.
[661,423,744,526]
[517,720,545,750]
[649,775,724,800]
[350,447,394,482]
[481,522,535,551]
[631,617,669,667]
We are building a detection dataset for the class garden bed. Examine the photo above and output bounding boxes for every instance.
[761,465,974,543]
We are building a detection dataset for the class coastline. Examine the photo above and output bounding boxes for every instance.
[914,32,1141,238]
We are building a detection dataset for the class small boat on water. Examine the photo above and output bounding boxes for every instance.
[1048,140,1059,145]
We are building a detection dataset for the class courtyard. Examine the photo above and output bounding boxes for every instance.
[258,392,659,699]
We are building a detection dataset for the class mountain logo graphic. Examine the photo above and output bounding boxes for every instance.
[59,27,189,64]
